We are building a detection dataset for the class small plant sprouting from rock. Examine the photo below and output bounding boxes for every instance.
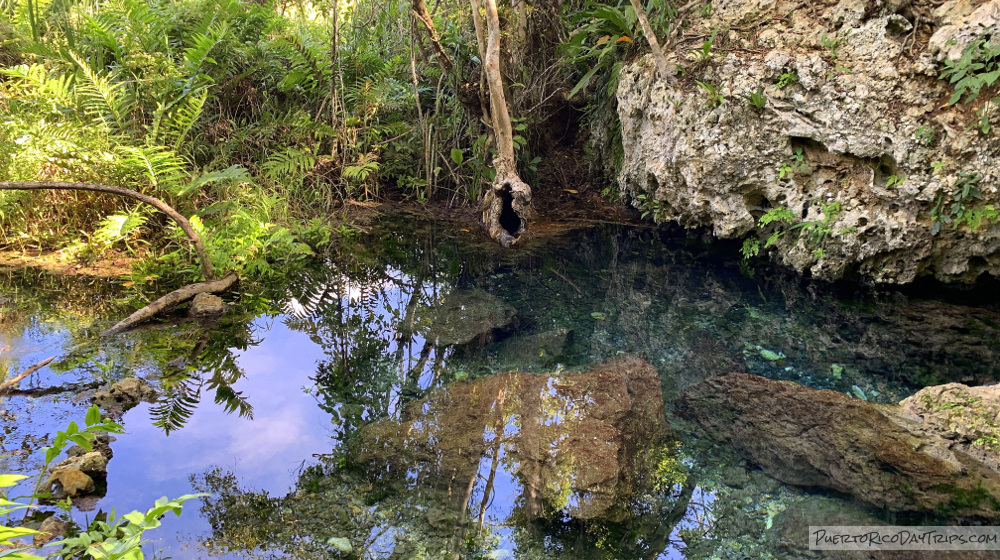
[741,202,844,262]
[745,86,767,110]
[931,171,999,235]
[697,81,724,108]
[776,70,798,89]
[885,175,905,188]
[778,147,807,179]
[939,33,1000,134]
[635,193,666,222]
[915,125,935,146]
[694,28,719,62]
[821,32,847,59]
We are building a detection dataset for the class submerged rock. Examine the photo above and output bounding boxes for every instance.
[496,328,572,370]
[91,377,157,412]
[188,292,226,318]
[677,374,1000,517]
[415,288,516,346]
[33,516,67,546]
[356,356,672,521]
[768,495,1000,560]
[325,536,352,554]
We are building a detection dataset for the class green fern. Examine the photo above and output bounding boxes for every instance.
[262,147,316,182]
[177,165,250,197]
[118,145,188,192]
[93,207,149,248]
[69,50,135,133]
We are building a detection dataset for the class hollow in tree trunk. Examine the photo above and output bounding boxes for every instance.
[474,0,533,248]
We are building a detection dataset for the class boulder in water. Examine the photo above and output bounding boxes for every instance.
[677,374,1000,518]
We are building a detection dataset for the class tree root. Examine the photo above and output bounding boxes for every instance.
[101,272,239,337]
[0,182,215,280]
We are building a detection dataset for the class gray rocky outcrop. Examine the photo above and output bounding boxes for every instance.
[188,292,226,317]
[616,0,1000,283]
[677,374,1000,517]
[91,377,158,412]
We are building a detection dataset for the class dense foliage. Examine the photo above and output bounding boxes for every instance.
[0,0,690,281]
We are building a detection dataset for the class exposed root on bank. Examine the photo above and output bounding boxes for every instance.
[101,272,239,337]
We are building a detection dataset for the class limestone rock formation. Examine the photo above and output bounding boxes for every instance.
[676,374,1000,517]
[188,292,226,317]
[616,0,1000,283]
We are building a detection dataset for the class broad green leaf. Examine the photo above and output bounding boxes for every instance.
[85,405,102,427]
[0,475,28,488]
[450,148,463,165]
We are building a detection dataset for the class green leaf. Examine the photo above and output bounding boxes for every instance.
[569,64,602,99]
[85,405,102,427]
[0,526,41,541]
[0,475,28,488]
[450,148,463,165]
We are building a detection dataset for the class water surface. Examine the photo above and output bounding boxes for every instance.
[2,216,999,559]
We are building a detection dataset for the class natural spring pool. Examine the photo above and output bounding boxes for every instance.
[2,215,999,559]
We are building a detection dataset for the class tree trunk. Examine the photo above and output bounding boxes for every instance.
[474,0,533,247]
[628,0,671,80]
[330,0,343,159]
[0,181,214,280]
[411,0,454,74]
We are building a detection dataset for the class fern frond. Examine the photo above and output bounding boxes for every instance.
[117,145,188,192]
[178,165,250,197]
[183,21,229,74]
[261,147,315,182]
[93,207,149,247]
[69,50,134,133]
[166,86,208,150]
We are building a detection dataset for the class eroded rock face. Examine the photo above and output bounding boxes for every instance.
[616,0,1000,283]
[355,356,672,521]
[676,374,1000,517]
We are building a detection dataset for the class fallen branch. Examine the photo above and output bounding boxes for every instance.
[102,271,239,337]
[0,182,214,280]
[0,357,56,393]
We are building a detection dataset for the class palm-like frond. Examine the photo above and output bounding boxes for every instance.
[117,145,188,192]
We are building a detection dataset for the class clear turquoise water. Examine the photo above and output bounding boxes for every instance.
[2,216,999,559]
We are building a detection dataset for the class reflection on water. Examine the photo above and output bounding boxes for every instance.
[2,216,1000,559]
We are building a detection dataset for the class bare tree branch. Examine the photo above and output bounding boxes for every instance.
[0,182,214,280]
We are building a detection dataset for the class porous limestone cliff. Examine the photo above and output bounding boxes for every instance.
[616,0,1000,283]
